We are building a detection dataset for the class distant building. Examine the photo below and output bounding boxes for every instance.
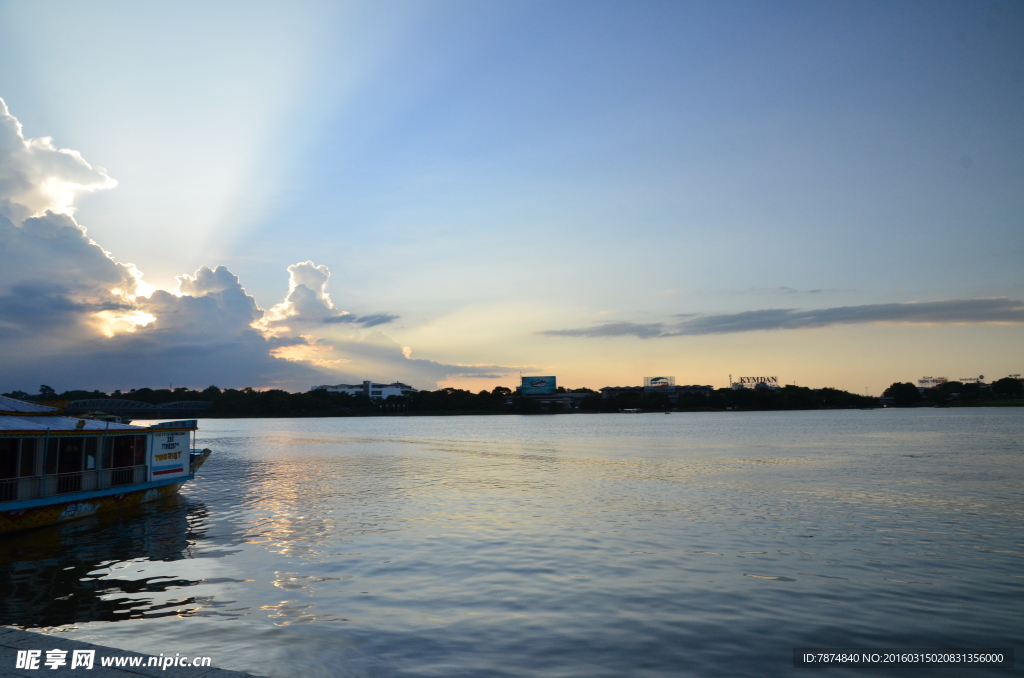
[313,381,418,400]
[600,384,713,401]
[675,384,714,397]
[599,385,645,399]
[506,391,587,409]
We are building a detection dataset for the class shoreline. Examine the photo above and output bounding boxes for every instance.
[150,401,1024,419]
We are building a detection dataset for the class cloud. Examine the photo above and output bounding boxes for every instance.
[543,321,670,339]
[0,99,508,391]
[323,313,400,327]
[542,298,1024,338]
[261,260,398,329]
[0,234,327,389]
[0,211,141,340]
[165,265,264,331]
[308,332,510,384]
[249,260,512,384]
[0,99,116,223]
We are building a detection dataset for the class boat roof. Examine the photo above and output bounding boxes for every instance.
[0,414,145,434]
[0,395,60,414]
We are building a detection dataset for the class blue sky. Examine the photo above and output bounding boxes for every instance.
[0,1,1021,393]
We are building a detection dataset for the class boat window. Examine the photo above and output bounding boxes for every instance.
[45,439,58,474]
[134,435,147,466]
[0,439,17,479]
[84,437,98,470]
[43,438,86,475]
[20,439,37,477]
[109,435,148,468]
[111,436,135,468]
[102,437,112,469]
[58,438,85,474]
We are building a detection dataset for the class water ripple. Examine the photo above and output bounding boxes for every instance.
[1,410,1022,677]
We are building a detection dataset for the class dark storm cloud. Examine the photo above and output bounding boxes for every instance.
[0,331,328,393]
[0,281,131,331]
[542,298,1024,339]
[0,259,335,391]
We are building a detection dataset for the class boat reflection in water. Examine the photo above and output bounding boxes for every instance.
[0,493,209,629]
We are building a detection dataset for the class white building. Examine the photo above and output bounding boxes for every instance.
[312,381,418,400]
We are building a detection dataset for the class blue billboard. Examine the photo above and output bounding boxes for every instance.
[521,375,557,395]
[644,376,675,393]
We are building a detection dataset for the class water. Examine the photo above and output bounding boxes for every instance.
[2,409,1022,677]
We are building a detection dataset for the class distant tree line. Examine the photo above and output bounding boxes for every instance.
[582,385,877,413]
[3,382,896,417]
[882,377,1024,407]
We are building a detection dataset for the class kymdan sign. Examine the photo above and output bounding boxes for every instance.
[737,376,779,386]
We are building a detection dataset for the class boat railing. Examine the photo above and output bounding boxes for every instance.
[0,465,148,503]
[103,465,148,488]
[45,471,97,496]
[0,478,22,502]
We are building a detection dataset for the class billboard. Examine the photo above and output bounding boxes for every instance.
[521,375,557,395]
[734,376,779,389]
[150,431,189,480]
[149,420,195,481]
[644,376,676,392]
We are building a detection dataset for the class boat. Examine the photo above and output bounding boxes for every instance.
[77,411,134,424]
[0,395,210,535]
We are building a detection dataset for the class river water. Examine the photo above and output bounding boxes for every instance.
[2,409,1022,677]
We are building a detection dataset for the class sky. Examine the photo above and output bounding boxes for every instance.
[0,0,1021,395]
